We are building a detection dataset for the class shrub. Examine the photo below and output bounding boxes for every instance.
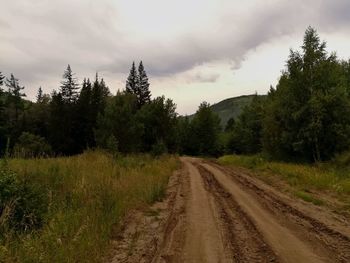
[0,166,48,233]
[13,132,52,158]
[151,140,168,157]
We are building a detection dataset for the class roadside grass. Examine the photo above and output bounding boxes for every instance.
[218,154,350,208]
[0,151,178,263]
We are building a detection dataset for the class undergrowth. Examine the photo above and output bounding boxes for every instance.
[0,151,178,262]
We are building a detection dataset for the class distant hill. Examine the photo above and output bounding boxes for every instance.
[188,95,261,126]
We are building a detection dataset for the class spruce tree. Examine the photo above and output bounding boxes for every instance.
[91,73,110,124]
[137,61,151,107]
[125,62,138,94]
[0,72,4,89]
[37,87,43,103]
[75,78,94,149]
[5,74,26,123]
[49,91,66,153]
[60,65,79,103]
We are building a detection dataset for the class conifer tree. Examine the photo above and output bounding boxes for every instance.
[37,87,43,103]
[0,72,4,89]
[60,65,79,103]
[5,73,26,123]
[125,62,138,94]
[75,78,94,149]
[49,91,67,153]
[137,61,151,107]
[91,73,110,124]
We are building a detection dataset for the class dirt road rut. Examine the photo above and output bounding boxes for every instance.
[110,157,350,263]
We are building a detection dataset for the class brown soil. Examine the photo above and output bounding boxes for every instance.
[108,157,350,263]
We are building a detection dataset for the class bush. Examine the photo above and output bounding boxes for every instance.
[14,132,52,158]
[0,166,48,233]
[151,140,168,157]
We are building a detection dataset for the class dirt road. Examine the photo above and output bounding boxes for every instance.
[110,157,350,263]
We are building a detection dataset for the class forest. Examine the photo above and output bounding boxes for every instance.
[1,27,350,163]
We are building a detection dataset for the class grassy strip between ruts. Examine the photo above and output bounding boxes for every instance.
[0,151,179,263]
[218,154,350,211]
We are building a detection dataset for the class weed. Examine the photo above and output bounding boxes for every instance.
[0,151,178,262]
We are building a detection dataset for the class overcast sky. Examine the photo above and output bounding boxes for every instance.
[1,0,350,114]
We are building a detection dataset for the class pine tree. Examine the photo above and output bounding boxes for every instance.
[5,73,26,123]
[49,91,67,153]
[0,72,4,89]
[75,78,94,149]
[91,73,110,124]
[125,62,138,94]
[37,87,43,103]
[137,61,151,107]
[60,65,79,103]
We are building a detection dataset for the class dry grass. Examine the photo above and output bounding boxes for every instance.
[0,151,179,262]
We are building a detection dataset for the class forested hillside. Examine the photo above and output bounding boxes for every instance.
[206,95,257,126]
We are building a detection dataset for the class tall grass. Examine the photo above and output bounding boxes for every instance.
[218,154,350,205]
[0,151,178,262]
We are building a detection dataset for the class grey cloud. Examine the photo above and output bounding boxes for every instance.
[1,0,350,98]
[192,72,220,83]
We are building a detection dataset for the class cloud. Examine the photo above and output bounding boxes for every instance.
[0,0,350,99]
[185,72,220,84]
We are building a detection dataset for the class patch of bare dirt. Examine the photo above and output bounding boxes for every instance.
[108,157,350,263]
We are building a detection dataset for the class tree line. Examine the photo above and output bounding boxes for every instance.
[217,27,350,162]
[1,27,350,162]
[0,61,178,157]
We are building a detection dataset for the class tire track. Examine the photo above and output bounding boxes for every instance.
[109,158,350,263]
[195,163,278,262]
[208,162,350,262]
[200,162,327,263]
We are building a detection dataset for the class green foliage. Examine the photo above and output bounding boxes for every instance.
[225,117,235,132]
[151,140,168,157]
[137,96,177,152]
[219,28,350,162]
[0,166,48,233]
[294,191,324,206]
[125,62,138,95]
[226,95,265,154]
[60,65,79,103]
[95,92,142,153]
[182,102,222,156]
[0,151,178,262]
[261,27,350,161]
[0,72,4,88]
[126,61,152,108]
[13,132,52,158]
[137,61,151,107]
[105,134,118,154]
[96,92,177,154]
[218,154,350,202]
[202,95,257,126]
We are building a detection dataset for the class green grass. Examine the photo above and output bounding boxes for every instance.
[218,154,350,207]
[294,191,324,206]
[0,151,178,263]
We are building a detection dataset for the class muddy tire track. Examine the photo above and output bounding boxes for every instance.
[195,164,278,262]
[109,158,350,263]
[109,167,187,263]
[208,162,350,262]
